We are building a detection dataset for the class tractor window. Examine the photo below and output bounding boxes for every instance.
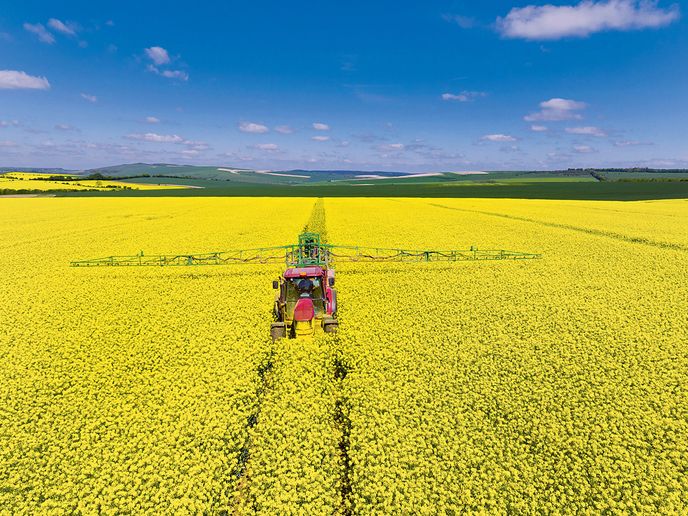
[312,283,325,316]
[285,281,300,302]
[285,278,325,317]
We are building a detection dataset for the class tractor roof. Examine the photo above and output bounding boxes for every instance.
[284,266,325,278]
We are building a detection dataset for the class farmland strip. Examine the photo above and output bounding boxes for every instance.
[304,198,355,512]
[226,198,337,510]
[304,197,328,241]
[428,202,688,252]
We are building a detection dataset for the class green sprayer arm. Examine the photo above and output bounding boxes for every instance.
[70,232,541,267]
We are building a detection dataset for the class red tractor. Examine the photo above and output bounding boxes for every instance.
[270,265,337,340]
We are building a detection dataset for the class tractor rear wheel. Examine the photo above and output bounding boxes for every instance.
[270,322,287,341]
[323,318,339,334]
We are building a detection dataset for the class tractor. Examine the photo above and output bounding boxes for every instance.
[70,230,540,341]
[270,265,337,341]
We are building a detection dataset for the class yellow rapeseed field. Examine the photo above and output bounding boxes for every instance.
[0,172,186,191]
[1,197,687,513]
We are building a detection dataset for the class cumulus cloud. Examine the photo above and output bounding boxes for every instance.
[566,125,607,136]
[47,18,76,36]
[0,70,50,90]
[146,65,188,81]
[80,93,97,103]
[145,46,170,65]
[182,140,209,151]
[531,125,548,132]
[0,119,20,127]
[497,0,680,40]
[312,135,331,142]
[481,134,517,142]
[379,143,405,151]
[614,139,647,146]
[253,143,279,151]
[145,116,160,124]
[239,122,269,134]
[23,23,55,44]
[126,132,184,143]
[275,125,293,134]
[312,122,330,131]
[441,91,487,102]
[524,98,587,121]
[159,69,188,80]
[573,144,596,153]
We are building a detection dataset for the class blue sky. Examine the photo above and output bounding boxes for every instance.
[1,0,686,171]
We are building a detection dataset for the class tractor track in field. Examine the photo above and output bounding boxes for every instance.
[428,202,688,253]
[332,345,355,515]
[229,346,275,496]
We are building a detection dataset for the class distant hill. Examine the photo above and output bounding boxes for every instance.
[5,163,688,200]
[0,166,76,174]
[82,163,409,184]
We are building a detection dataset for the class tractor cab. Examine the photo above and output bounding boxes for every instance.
[271,266,337,340]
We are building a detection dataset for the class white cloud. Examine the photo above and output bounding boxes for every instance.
[181,149,199,157]
[55,124,77,131]
[531,125,548,132]
[312,135,331,142]
[126,132,184,143]
[275,125,293,134]
[524,98,587,121]
[145,116,160,124]
[441,91,486,102]
[160,69,188,80]
[80,93,97,103]
[0,120,20,127]
[498,0,680,40]
[254,143,279,151]
[566,125,607,136]
[573,144,596,153]
[23,23,55,44]
[143,47,188,80]
[145,46,170,65]
[614,139,646,147]
[182,140,209,151]
[239,122,269,134]
[312,122,330,131]
[47,18,76,36]
[146,65,188,81]
[0,70,50,90]
[379,143,405,151]
[0,140,17,147]
[481,134,517,142]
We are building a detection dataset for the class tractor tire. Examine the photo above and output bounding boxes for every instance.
[270,322,287,341]
[323,318,339,334]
